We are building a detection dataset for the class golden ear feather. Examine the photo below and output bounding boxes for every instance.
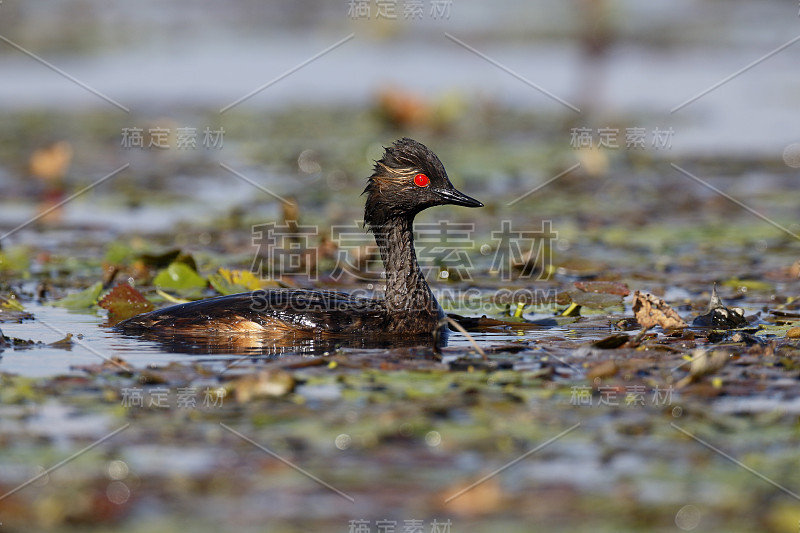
[376,162,416,178]
[370,164,415,192]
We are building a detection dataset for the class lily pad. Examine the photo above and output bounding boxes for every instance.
[139,249,185,269]
[153,262,207,292]
[51,282,104,310]
[574,280,630,296]
[721,277,773,292]
[103,241,137,265]
[568,290,624,309]
[0,246,30,273]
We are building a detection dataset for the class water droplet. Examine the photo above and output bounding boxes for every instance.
[425,431,442,447]
[107,460,129,480]
[297,149,321,174]
[675,504,701,530]
[783,143,800,168]
[107,481,131,505]
[335,434,352,450]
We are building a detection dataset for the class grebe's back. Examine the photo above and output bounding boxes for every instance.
[116,289,387,336]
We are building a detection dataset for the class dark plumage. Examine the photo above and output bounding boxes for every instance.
[116,138,482,338]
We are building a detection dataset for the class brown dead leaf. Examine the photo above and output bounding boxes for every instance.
[631,290,687,331]
[29,141,72,181]
[99,283,154,323]
[441,477,504,517]
[791,260,800,279]
[375,86,430,128]
[587,359,619,380]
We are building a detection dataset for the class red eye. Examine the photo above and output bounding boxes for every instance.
[413,174,430,187]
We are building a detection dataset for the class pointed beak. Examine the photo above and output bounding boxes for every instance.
[436,187,484,208]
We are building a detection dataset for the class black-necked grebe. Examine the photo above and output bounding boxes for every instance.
[116,138,483,337]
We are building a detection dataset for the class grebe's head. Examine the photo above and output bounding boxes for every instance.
[363,138,483,230]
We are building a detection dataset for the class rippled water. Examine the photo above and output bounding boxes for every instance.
[2,300,591,376]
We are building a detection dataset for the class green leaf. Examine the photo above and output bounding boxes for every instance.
[0,246,30,273]
[721,277,772,292]
[104,241,136,265]
[568,290,624,310]
[51,282,104,310]
[153,262,207,292]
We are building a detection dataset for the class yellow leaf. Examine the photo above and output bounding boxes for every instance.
[230,269,262,290]
[210,268,264,295]
[155,289,191,304]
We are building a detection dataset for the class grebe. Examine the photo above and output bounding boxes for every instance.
[116,138,483,337]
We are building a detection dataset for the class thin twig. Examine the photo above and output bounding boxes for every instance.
[434,316,487,360]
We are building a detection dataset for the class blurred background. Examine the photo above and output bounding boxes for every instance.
[1,2,799,532]
[0,0,797,245]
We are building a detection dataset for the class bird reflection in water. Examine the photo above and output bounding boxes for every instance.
[120,328,446,357]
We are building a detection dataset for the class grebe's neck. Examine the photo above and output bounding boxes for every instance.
[372,215,441,319]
